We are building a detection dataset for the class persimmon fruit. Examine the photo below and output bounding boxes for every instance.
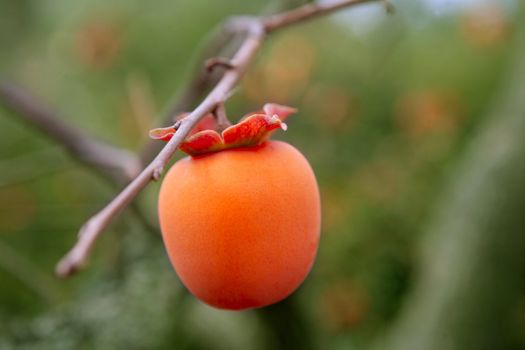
[153,104,321,310]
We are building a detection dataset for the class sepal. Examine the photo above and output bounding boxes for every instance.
[149,103,296,156]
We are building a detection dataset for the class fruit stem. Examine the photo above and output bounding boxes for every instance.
[214,103,232,132]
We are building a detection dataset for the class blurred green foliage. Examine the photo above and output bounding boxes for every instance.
[0,0,524,349]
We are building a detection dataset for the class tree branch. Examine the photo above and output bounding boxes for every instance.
[262,0,377,32]
[56,0,381,278]
[0,81,142,183]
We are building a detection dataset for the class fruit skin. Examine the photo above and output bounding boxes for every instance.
[158,140,320,310]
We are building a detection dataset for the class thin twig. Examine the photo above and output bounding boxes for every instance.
[56,21,265,277]
[56,0,380,278]
[262,0,376,33]
[0,81,142,183]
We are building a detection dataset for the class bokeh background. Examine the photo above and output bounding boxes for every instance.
[1,0,524,349]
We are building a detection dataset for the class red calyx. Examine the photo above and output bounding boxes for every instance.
[149,103,297,156]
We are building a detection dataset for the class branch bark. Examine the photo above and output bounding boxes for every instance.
[0,81,142,183]
[56,0,380,278]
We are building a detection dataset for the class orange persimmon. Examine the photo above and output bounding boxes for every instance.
[154,104,321,310]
